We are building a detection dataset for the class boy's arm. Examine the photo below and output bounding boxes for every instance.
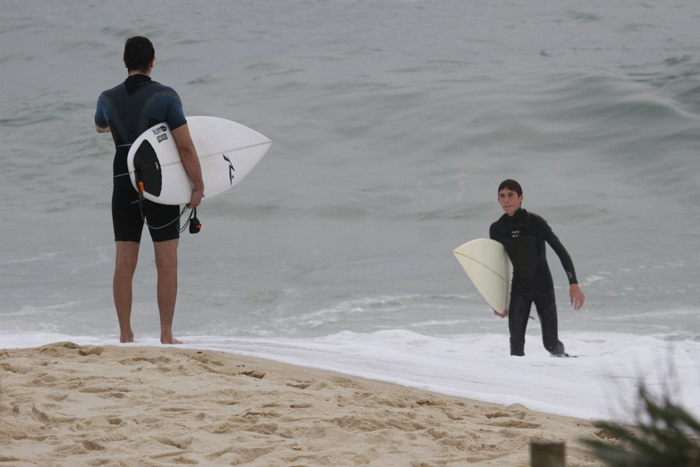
[539,218,585,310]
[539,218,577,284]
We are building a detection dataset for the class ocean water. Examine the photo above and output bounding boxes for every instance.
[2,0,699,421]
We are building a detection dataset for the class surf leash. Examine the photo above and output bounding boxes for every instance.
[137,181,201,234]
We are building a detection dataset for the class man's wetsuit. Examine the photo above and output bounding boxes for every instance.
[95,75,187,243]
[489,208,578,356]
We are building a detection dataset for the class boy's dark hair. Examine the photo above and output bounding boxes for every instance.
[498,179,523,196]
[123,36,154,72]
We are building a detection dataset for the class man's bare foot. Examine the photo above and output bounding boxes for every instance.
[120,332,134,343]
[161,335,183,345]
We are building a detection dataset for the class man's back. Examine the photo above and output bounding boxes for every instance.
[95,75,186,177]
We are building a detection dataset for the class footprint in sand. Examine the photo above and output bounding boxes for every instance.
[240,369,266,379]
[80,440,106,452]
[485,409,541,428]
[246,423,279,435]
[286,380,312,390]
[78,346,105,357]
[290,403,313,409]
[31,406,51,424]
[155,435,193,450]
[490,420,542,429]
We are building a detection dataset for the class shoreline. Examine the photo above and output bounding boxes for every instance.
[1,342,607,466]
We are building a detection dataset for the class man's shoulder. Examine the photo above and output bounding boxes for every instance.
[148,81,180,98]
[99,82,126,99]
[119,79,181,101]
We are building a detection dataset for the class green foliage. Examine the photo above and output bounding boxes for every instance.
[583,387,700,466]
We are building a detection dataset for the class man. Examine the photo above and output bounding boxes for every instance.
[95,36,204,344]
[489,179,585,357]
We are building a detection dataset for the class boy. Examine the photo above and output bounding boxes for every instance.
[489,180,585,357]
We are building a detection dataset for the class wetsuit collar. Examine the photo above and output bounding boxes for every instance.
[124,74,152,96]
[504,208,526,224]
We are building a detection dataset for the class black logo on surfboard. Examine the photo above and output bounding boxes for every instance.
[223,155,235,185]
[152,125,169,143]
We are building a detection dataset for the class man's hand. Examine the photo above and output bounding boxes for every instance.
[570,284,585,310]
[493,308,508,318]
[188,187,205,209]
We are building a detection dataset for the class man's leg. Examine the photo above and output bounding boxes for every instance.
[535,291,565,355]
[114,241,139,343]
[508,293,532,356]
[153,239,181,344]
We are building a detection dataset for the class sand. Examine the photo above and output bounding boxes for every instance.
[0,342,610,466]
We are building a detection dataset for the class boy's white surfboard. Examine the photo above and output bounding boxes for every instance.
[453,239,513,313]
[127,116,271,205]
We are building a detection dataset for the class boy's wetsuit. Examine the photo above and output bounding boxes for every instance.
[489,208,578,356]
[95,75,187,243]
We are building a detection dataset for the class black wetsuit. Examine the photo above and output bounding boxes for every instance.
[489,208,578,356]
[95,75,187,243]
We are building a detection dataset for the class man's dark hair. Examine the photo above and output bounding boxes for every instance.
[498,179,523,196]
[123,36,154,72]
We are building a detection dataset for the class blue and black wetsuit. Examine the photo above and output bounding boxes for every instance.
[489,208,578,356]
[95,75,187,243]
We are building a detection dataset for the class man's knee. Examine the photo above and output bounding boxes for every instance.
[115,241,140,273]
[154,239,179,271]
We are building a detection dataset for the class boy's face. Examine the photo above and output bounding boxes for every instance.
[498,188,523,216]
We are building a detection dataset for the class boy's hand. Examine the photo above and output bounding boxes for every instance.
[493,308,508,318]
[570,284,585,310]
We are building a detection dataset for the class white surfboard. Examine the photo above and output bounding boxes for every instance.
[127,116,271,205]
[453,239,513,313]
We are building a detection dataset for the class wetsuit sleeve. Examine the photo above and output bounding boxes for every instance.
[95,96,108,128]
[165,92,187,131]
[538,217,578,284]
